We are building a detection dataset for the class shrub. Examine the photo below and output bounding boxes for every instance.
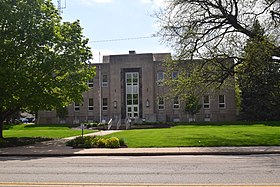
[105,137,120,148]
[66,136,123,148]
[118,138,126,147]
[66,136,84,147]
[96,138,107,148]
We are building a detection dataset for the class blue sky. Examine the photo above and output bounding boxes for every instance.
[52,0,170,63]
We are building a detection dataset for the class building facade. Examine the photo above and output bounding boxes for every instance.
[38,51,236,125]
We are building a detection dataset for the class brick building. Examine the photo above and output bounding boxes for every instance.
[38,51,236,126]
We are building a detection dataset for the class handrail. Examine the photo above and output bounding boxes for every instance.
[125,117,131,130]
[107,118,113,130]
[116,118,121,130]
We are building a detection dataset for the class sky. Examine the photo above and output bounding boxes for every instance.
[52,0,171,63]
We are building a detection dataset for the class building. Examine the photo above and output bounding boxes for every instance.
[38,51,236,126]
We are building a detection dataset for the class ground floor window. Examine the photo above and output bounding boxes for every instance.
[203,95,210,109]
[88,98,94,111]
[173,96,180,109]
[158,97,165,110]
[219,95,226,108]
[102,98,108,111]
[74,102,80,111]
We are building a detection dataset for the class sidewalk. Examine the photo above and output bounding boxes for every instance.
[1,131,280,157]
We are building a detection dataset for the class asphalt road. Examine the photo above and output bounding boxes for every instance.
[0,155,279,186]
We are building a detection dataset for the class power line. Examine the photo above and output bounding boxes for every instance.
[90,35,159,43]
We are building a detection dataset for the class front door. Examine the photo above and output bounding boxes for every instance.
[126,72,139,119]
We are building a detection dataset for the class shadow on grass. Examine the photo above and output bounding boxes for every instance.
[23,124,78,128]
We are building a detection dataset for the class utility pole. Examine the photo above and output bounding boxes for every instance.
[57,0,66,14]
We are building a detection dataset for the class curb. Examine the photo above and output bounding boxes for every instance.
[1,150,280,157]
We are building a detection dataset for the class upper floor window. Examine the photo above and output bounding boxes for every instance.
[172,71,179,79]
[88,98,94,111]
[219,95,226,108]
[203,95,210,109]
[173,96,180,109]
[88,79,93,88]
[102,74,108,87]
[158,97,165,110]
[102,98,108,111]
[74,102,80,111]
[157,71,164,86]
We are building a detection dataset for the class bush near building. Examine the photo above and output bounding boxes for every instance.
[66,136,126,148]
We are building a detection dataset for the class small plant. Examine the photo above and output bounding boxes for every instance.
[66,136,125,148]
[105,137,120,148]
[96,138,106,148]
[118,138,126,147]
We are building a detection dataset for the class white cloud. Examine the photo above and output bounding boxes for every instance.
[80,0,113,6]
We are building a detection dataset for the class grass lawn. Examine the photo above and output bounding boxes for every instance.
[3,124,96,139]
[106,122,280,147]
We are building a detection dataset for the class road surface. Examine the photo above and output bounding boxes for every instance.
[0,155,279,186]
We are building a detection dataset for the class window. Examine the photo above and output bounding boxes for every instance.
[74,102,80,111]
[204,114,211,122]
[158,97,165,110]
[173,96,180,109]
[102,74,108,87]
[172,71,179,79]
[87,79,93,88]
[126,72,139,118]
[157,71,164,86]
[219,95,226,108]
[102,98,108,111]
[203,95,210,109]
[88,98,94,111]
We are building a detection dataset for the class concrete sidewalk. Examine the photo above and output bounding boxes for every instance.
[1,131,280,157]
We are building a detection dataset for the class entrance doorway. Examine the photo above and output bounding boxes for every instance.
[125,72,139,118]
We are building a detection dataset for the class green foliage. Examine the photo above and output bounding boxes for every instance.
[66,136,125,148]
[0,0,95,137]
[157,1,279,108]
[236,21,280,120]
[96,138,107,148]
[105,137,120,148]
[184,95,202,116]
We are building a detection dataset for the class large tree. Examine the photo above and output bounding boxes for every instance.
[236,21,280,120]
[156,0,280,116]
[0,0,95,138]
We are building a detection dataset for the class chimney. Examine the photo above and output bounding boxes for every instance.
[129,50,136,55]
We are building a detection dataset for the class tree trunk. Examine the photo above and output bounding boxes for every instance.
[0,118,4,139]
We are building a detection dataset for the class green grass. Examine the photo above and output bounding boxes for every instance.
[105,122,280,147]
[3,124,96,139]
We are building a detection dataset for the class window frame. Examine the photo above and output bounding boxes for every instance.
[158,97,165,110]
[88,98,94,111]
[203,95,210,109]
[87,79,94,88]
[173,96,180,109]
[74,102,80,111]
[156,71,165,86]
[102,74,108,87]
[102,98,108,111]
[219,95,226,109]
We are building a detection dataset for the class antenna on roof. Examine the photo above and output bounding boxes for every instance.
[57,0,66,14]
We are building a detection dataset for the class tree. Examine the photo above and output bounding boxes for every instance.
[184,95,202,122]
[0,0,95,138]
[157,0,279,84]
[156,0,280,118]
[236,21,280,120]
